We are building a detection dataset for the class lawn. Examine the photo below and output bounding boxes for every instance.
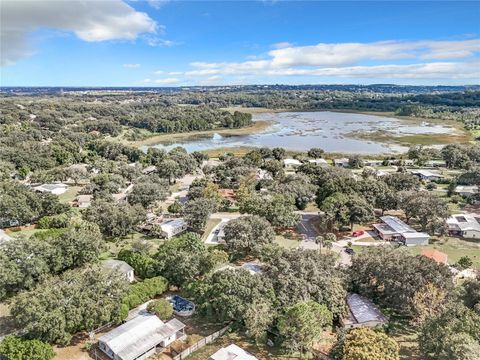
[202,218,221,241]
[405,236,480,269]
[274,235,300,249]
[187,331,291,360]
[58,185,83,203]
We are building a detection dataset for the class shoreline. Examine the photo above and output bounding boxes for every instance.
[116,107,473,152]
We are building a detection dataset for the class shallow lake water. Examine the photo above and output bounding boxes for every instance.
[142,111,457,154]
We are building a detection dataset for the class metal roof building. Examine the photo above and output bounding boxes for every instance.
[209,344,258,360]
[373,216,429,245]
[98,314,185,360]
[342,293,388,329]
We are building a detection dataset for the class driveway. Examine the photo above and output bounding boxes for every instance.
[205,219,229,245]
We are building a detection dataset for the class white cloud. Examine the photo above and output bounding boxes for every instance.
[154,70,182,75]
[147,0,170,10]
[123,63,141,68]
[144,77,180,84]
[271,42,293,49]
[181,39,480,81]
[1,0,157,65]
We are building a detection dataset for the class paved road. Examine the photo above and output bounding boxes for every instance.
[205,218,229,244]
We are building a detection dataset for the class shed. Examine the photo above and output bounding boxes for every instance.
[33,183,68,195]
[159,218,188,239]
[103,260,135,283]
[342,293,388,329]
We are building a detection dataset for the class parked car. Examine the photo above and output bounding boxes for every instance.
[352,230,365,237]
[344,247,355,255]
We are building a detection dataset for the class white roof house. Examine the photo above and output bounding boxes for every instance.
[334,158,349,167]
[455,185,479,197]
[308,158,329,166]
[447,213,480,239]
[410,170,443,181]
[103,260,135,283]
[159,218,188,239]
[342,293,388,328]
[373,216,429,245]
[283,158,302,167]
[98,314,186,360]
[0,229,13,244]
[75,194,92,208]
[142,165,157,175]
[209,344,258,360]
[33,183,68,195]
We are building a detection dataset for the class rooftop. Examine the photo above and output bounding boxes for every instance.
[99,314,185,360]
[447,213,480,232]
[422,249,448,264]
[102,259,134,274]
[161,218,187,229]
[344,293,387,326]
[209,344,258,360]
[379,216,416,234]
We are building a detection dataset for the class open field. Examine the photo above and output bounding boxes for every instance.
[58,186,83,203]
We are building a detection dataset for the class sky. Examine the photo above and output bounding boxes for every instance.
[1,0,480,86]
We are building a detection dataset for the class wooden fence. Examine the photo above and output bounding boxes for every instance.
[172,324,231,360]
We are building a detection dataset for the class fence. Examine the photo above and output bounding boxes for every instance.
[172,324,231,360]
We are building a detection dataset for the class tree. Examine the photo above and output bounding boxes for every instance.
[277,301,333,355]
[456,256,474,270]
[84,199,146,237]
[411,283,448,325]
[461,278,480,313]
[274,174,317,210]
[157,159,181,184]
[350,247,453,317]
[118,249,156,279]
[167,200,183,214]
[11,267,128,345]
[222,215,275,255]
[264,249,347,319]
[399,191,449,231]
[183,198,217,231]
[307,147,325,159]
[348,155,364,169]
[154,232,218,286]
[382,173,420,192]
[185,269,274,324]
[0,336,55,360]
[244,300,275,342]
[320,193,373,231]
[263,194,300,228]
[272,147,286,161]
[122,276,169,309]
[419,304,480,360]
[147,299,173,320]
[127,180,170,208]
[341,328,400,360]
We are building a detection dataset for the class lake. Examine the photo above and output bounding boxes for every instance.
[141,111,458,154]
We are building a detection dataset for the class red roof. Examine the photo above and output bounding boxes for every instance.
[219,189,235,200]
[421,249,448,264]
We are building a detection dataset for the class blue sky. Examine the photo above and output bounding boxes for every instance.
[1,0,479,86]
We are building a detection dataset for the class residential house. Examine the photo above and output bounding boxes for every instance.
[364,159,383,167]
[447,213,480,239]
[103,260,135,283]
[410,170,443,181]
[142,165,157,175]
[283,158,302,168]
[308,158,329,166]
[373,216,430,245]
[334,158,349,167]
[421,249,448,265]
[98,314,186,360]
[219,189,236,203]
[73,194,92,208]
[159,218,188,239]
[425,160,446,168]
[256,169,272,180]
[341,293,388,329]
[112,184,134,204]
[209,344,258,360]
[33,183,68,195]
[455,185,479,198]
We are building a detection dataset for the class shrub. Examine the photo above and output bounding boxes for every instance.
[36,213,71,229]
[0,336,55,360]
[123,276,168,309]
[147,299,173,320]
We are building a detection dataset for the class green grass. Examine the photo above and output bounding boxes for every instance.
[58,185,83,203]
[274,235,300,249]
[202,218,221,241]
[405,236,480,269]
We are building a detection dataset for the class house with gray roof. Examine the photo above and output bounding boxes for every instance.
[209,344,258,360]
[373,216,429,245]
[447,213,480,240]
[33,183,68,195]
[103,260,135,283]
[98,314,185,360]
[341,293,388,329]
[410,169,443,181]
